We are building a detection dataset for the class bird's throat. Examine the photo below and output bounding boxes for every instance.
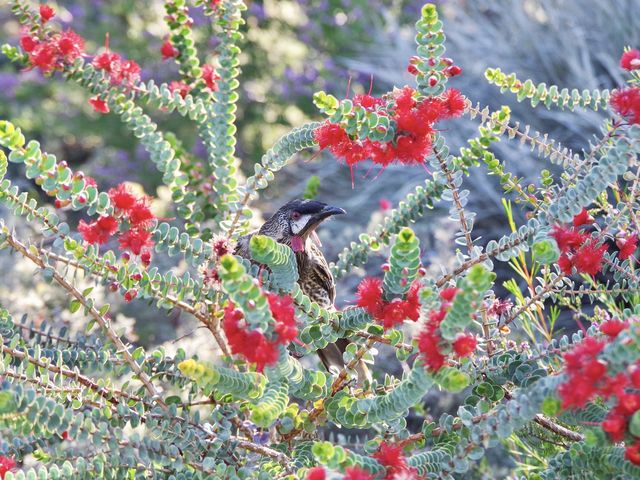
[291,235,305,252]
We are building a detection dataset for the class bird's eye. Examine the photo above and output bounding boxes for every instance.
[291,211,301,221]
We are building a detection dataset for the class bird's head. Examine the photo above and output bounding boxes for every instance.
[259,199,346,252]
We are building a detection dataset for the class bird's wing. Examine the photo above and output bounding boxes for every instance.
[307,242,336,306]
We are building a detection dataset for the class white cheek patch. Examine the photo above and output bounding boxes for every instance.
[291,215,312,234]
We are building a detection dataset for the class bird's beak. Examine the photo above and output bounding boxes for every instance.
[300,205,346,237]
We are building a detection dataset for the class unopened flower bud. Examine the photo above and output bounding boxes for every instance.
[108,282,119,292]
[124,289,138,302]
[428,76,438,87]
[381,263,390,272]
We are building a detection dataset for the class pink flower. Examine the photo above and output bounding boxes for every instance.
[161,39,179,60]
[379,198,392,211]
[620,49,640,71]
[89,95,109,114]
[202,64,221,91]
[39,4,55,22]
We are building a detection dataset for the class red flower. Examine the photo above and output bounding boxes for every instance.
[441,88,466,118]
[78,216,118,245]
[161,39,179,60]
[19,33,38,53]
[550,226,588,253]
[343,467,373,480]
[610,87,640,125]
[353,94,383,110]
[602,413,627,442]
[268,293,298,344]
[573,240,607,276]
[315,123,349,151]
[381,300,408,329]
[118,228,154,255]
[108,183,137,211]
[600,319,629,338]
[621,49,640,71]
[29,42,57,73]
[616,233,638,261]
[169,80,191,99]
[626,443,640,466]
[452,333,477,357]
[93,51,121,72]
[55,30,85,60]
[127,200,155,227]
[572,208,594,227]
[558,336,607,409]
[631,364,640,389]
[356,277,384,318]
[306,467,326,480]
[402,281,422,321]
[89,95,109,114]
[124,288,138,302]
[112,59,141,86]
[439,287,459,302]
[372,442,419,479]
[39,4,56,22]
[0,456,16,478]
[140,250,152,266]
[379,198,392,211]
[202,64,221,91]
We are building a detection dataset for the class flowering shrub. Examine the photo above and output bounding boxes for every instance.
[0,1,640,479]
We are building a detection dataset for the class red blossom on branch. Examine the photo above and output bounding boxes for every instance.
[108,184,137,211]
[0,457,16,479]
[201,64,221,91]
[118,228,154,256]
[621,49,640,71]
[39,4,55,22]
[161,39,179,60]
[610,87,640,125]
[306,467,326,480]
[169,80,192,99]
[89,95,109,113]
[78,215,118,245]
[93,36,141,88]
[616,233,638,261]
[356,277,422,329]
[373,442,421,479]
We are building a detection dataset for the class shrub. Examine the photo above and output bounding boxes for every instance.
[0,1,640,479]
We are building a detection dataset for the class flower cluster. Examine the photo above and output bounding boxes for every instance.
[78,183,155,259]
[557,320,640,464]
[92,36,141,88]
[19,5,84,74]
[610,48,640,125]
[373,442,422,479]
[161,39,220,92]
[550,208,608,276]
[315,87,465,168]
[0,456,16,479]
[416,287,477,371]
[222,293,298,372]
[356,277,421,329]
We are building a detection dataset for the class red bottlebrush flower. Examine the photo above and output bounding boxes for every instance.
[617,233,638,261]
[118,228,154,255]
[402,281,422,321]
[452,333,477,357]
[626,443,640,466]
[116,59,141,86]
[602,413,627,442]
[381,300,408,329]
[55,30,85,60]
[0,456,16,478]
[373,442,417,479]
[19,33,38,53]
[169,80,191,99]
[343,467,373,480]
[610,87,640,125]
[356,277,384,317]
[441,88,465,118]
[417,318,446,372]
[600,319,629,338]
[89,95,109,114]
[127,200,155,227]
[439,287,459,302]
[306,467,326,480]
[108,184,137,211]
[211,235,231,258]
[78,216,118,245]
[572,208,594,227]
[353,94,383,110]
[558,336,607,409]
[550,226,588,253]
[379,198,392,211]
[161,39,179,60]
[39,4,56,22]
[618,393,640,415]
[202,64,221,91]
[29,42,57,73]
[621,49,640,71]
[140,250,152,266]
[557,254,574,275]
[124,288,138,302]
[93,50,121,72]
[573,240,607,276]
[268,293,298,344]
[315,122,349,151]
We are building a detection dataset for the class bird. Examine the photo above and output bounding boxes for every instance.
[235,198,371,385]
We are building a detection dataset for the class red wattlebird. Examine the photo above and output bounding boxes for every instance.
[235,199,371,385]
